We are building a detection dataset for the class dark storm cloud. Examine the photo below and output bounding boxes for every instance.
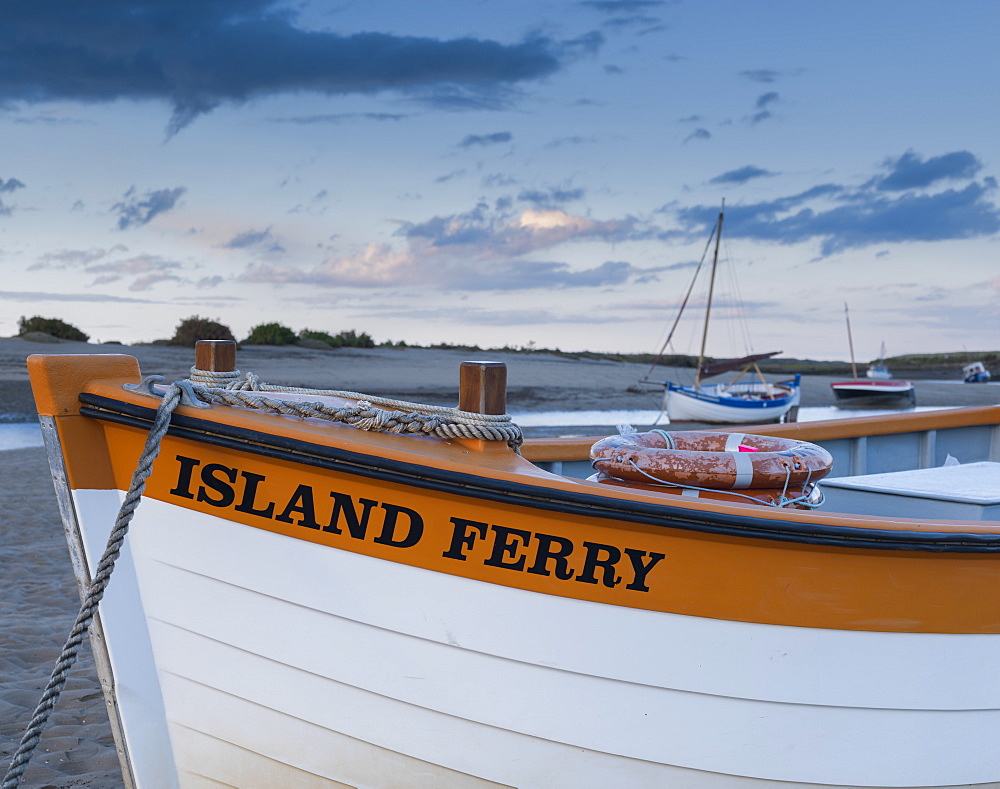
[1,1,563,135]
[673,152,1000,255]
[112,187,186,230]
[709,166,777,185]
[458,131,513,148]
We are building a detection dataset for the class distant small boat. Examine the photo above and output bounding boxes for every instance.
[964,361,992,383]
[644,202,800,424]
[866,342,892,380]
[832,305,915,409]
[830,378,916,407]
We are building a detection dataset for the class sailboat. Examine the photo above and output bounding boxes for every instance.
[866,342,892,380]
[831,305,915,408]
[645,202,801,424]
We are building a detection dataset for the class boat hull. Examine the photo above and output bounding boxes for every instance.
[665,380,799,424]
[66,479,1000,789]
[831,380,915,409]
[24,354,1000,788]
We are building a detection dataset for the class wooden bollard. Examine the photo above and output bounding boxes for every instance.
[195,340,237,373]
[459,361,507,415]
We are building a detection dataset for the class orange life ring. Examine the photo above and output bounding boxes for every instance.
[585,472,823,509]
[589,430,833,490]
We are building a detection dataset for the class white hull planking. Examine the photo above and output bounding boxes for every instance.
[74,489,1000,789]
[665,387,795,424]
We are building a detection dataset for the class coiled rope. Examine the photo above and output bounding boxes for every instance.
[186,367,523,451]
[2,385,184,789]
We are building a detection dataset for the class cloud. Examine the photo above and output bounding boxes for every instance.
[579,0,669,35]
[220,227,284,252]
[267,112,408,125]
[516,187,586,207]
[673,152,1000,255]
[84,253,183,284]
[112,187,186,230]
[0,176,27,215]
[29,245,129,270]
[756,92,779,109]
[543,135,597,149]
[401,206,638,258]
[458,131,513,148]
[27,245,188,289]
[243,249,646,292]
[239,201,654,292]
[127,272,184,291]
[684,128,711,143]
[371,304,628,328]
[2,1,564,135]
[0,289,155,303]
[434,169,467,183]
[709,166,777,185]
[869,151,982,191]
[580,0,670,11]
[741,68,806,84]
[741,69,780,84]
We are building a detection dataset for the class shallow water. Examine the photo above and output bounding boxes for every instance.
[0,422,43,451]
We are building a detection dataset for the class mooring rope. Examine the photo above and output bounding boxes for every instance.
[184,367,523,450]
[2,385,184,789]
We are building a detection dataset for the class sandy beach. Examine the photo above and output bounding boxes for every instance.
[1,337,997,786]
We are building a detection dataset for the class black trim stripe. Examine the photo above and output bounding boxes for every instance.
[78,392,1000,553]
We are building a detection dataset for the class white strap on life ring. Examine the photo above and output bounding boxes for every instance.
[724,432,744,451]
[723,433,754,488]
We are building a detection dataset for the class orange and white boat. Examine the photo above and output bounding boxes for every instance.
[20,342,1000,788]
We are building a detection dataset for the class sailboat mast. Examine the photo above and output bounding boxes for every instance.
[844,302,858,379]
[695,200,724,389]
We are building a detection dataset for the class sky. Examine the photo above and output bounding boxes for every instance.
[2,0,999,362]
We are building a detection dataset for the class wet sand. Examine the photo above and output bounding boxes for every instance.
[0,338,996,785]
[0,447,123,787]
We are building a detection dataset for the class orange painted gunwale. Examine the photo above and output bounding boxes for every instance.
[72,378,1000,537]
